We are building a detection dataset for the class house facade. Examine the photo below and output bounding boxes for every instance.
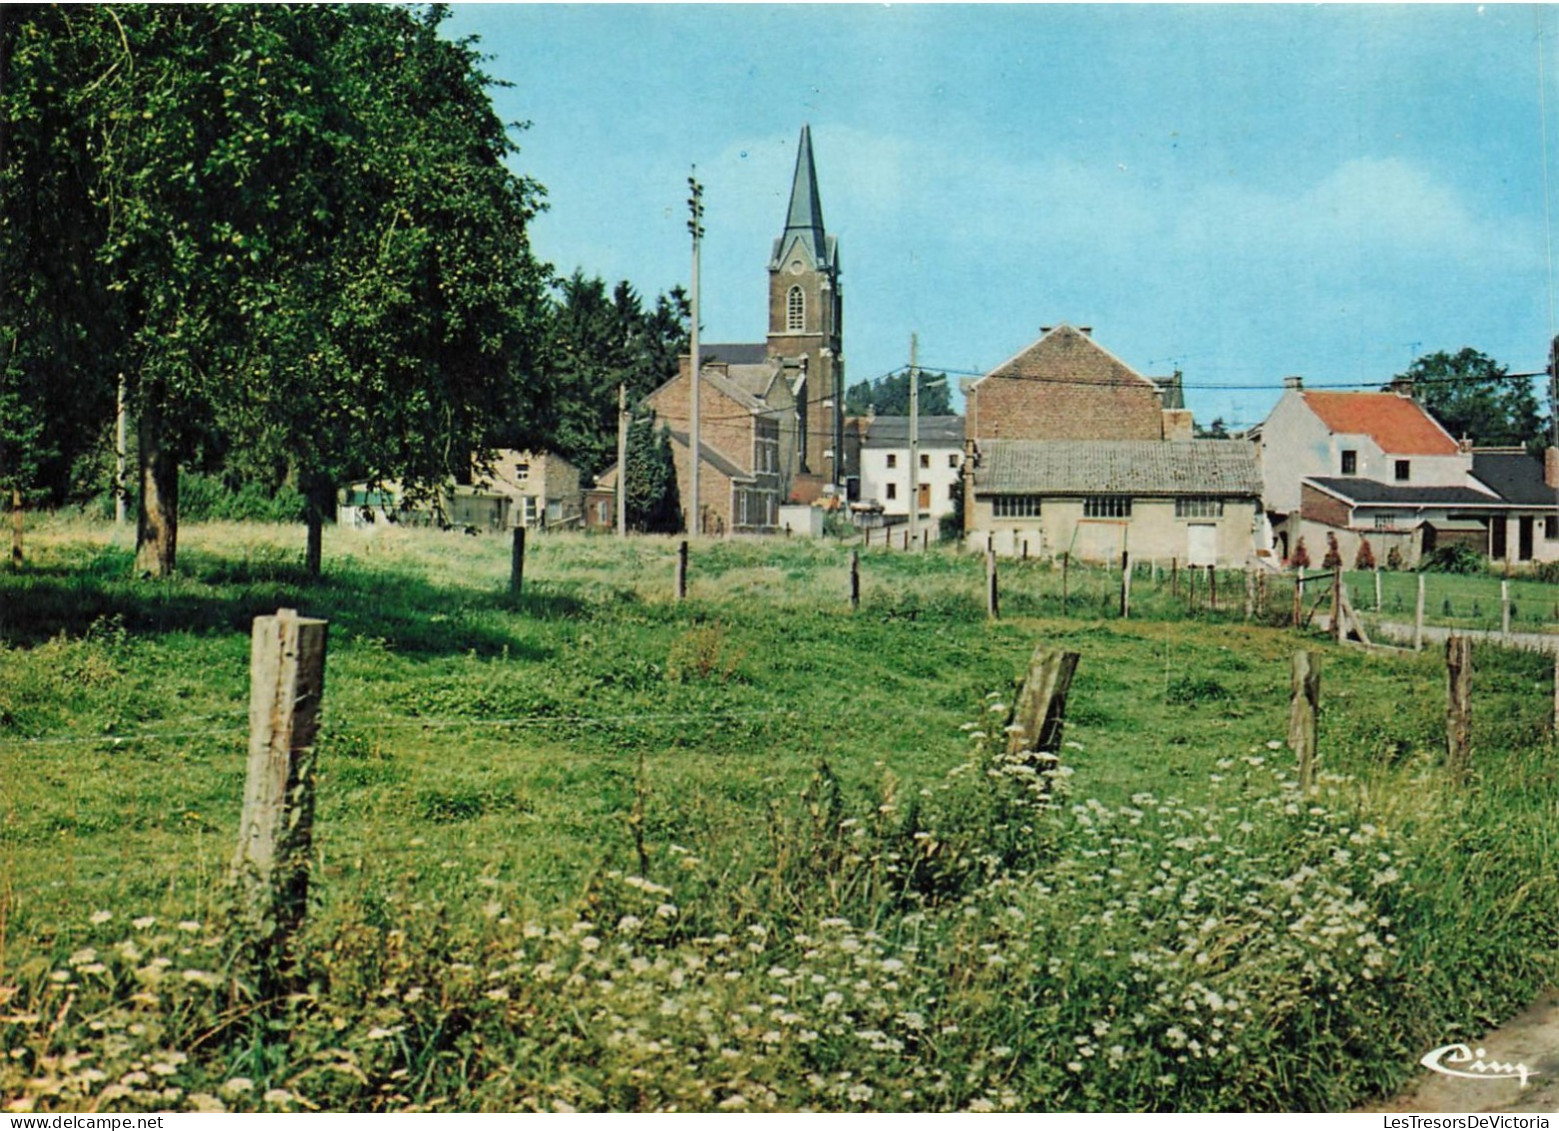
[480,449,582,529]
[1257,378,1559,566]
[967,440,1263,565]
[852,414,964,531]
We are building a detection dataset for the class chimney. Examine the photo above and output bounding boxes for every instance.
[1546,446,1559,489]
[1079,326,1092,337]
[1040,326,1054,334]
[1458,436,1474,454]
[1283,375,1303,391]
[1387,374,1415,396]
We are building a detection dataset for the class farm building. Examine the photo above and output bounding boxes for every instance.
[965,439,1263,565]
[478,449,582,530]
[338,449,583,532]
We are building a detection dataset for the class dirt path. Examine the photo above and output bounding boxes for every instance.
[1358,992,1559,1113]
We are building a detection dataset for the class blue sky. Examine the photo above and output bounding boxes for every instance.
[446,3,1559,430]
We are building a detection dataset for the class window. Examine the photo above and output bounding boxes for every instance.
[948,483,959,500]
[787,285,805,331]
[948,454,959,469]
[1374,513,1405,530]
[993,495,1042,518]
[1394,459,1411,482]
[919,453,930,469]
[1175,498,1224,519]
[596,501,609,524]
[1341,449,1357,475]
[514,462,530,480]
[886,453,897,468]
[886,483,897,500]
[1084,496,1132,518]
[1547,516,1558,540]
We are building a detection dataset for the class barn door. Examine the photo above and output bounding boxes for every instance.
[1187,523,1217,567]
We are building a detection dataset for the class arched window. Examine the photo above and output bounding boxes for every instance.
[787,285,805,331]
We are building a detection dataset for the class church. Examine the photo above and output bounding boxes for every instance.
[641,125,845,534]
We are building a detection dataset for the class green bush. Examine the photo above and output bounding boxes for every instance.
[1420,543,1483,574]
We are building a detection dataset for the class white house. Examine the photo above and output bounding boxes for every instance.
[853,414,964,531]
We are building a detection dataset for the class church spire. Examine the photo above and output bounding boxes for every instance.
[774,124,829,268]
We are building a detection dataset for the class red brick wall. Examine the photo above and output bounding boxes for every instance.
[967,327,1164,441]
[1300,482,1352,528]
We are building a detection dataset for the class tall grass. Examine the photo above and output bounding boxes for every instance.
[2,518,1556,1111]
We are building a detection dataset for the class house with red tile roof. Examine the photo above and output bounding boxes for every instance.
[1256,377,1559,566]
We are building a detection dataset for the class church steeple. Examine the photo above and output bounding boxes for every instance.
[770,124,833,270]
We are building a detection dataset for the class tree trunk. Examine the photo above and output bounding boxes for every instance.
[135,400,178,577]
[302,475,334,578]
[10,487,22,569]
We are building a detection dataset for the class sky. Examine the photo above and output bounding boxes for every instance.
[445,3,1559,431]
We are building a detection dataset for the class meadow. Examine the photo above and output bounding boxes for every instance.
[2,517,1557,1111]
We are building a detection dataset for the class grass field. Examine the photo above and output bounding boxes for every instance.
[3,518,1557,1111]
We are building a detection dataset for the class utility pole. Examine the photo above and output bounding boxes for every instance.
[908,334,920,548]
[616,383,628,537]
[115,374,127,526]
[687,171,705,537]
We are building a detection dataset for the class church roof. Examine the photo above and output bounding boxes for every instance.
[769,125,833,270]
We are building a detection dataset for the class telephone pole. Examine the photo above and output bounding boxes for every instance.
[908,334,920,548]
[687,171,705,536]
[616,383,628,537]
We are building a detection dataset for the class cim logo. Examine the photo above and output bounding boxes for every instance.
[1420,1043,1536,1088]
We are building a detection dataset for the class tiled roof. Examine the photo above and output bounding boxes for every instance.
[974,440,1262,496]
[1305,477,1500,506]
[977,325,1159,391]
[859,415,965,448]
[1471,450,1558,506]
[1300,391,1459,455]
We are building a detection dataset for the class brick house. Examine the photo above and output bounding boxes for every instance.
[967,439,1263,565]
[480,449,582,529]
[963,324,1192,443]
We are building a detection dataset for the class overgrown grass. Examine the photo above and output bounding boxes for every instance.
[2,518,1557,1111]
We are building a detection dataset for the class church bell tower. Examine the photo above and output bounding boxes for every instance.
[767,125,843,486]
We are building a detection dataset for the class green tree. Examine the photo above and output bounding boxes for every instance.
[844,370,953,417]
[527,272,687,482]
[623,413,680,533]
[2,5,552,576]
[1194,416,1230,439]
[1393,348,1543,450]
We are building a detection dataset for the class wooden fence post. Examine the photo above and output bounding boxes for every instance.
[1188,564,1197,612]
[1007,646,1081,758]
[1552,653,1558,737]
[1022,539,1029,561]
[233,609,329,980]
[676,539,688,601]
[1446,635,1473,785]
[1207,565,1217,611]
[1502,579,1511,637]
[1257,568,1267,618]
[1061,552,1070,615]
[986,549,1000,620]
[923,529,930,552]
[509,527,525,596]
[850,549,860,610]
[1331,564,1342,642]
[1415,573,1426,652]
[1244,567,1255,621]
[1289,650,1320,791]
[1374,567,1382,612]
[1171,557,1179,598]
[1292,571,1303,628]
[1120,551,1131,618]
